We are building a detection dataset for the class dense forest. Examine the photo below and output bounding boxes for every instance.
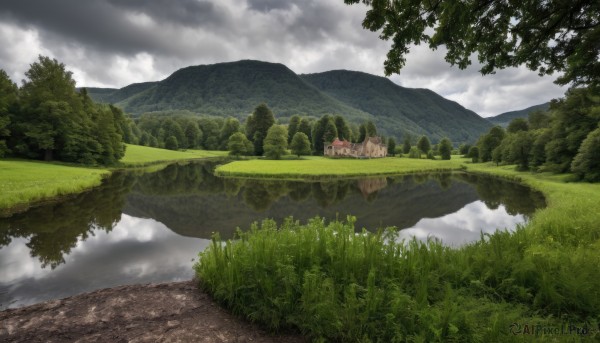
[471,88,600,181]
[0,56,129,165]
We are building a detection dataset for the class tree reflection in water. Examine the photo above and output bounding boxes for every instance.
[0,161,545,269]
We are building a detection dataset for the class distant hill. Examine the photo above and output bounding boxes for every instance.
[301,70,492,143]
[487,102,551,127]
[85,60,492,143]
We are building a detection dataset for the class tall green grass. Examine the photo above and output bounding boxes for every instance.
[197,161,600,342]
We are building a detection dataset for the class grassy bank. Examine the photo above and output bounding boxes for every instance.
[0,160,110,214]
[215,156,465,180]
[0,145,226,215]
[198,159,600,342]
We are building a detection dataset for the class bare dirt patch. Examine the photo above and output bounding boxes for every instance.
[0,281,306,342]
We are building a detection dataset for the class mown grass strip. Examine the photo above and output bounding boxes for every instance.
[215,156,466,180]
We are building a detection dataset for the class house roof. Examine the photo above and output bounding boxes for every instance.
[331,138,352,148]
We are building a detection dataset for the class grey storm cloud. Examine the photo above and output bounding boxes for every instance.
[0,0,229,55]
[0,0,568,116]
[247,0,293,12]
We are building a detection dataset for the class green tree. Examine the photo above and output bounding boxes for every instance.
[198,117,220,150]
[345,0,600,87]
[509,131,534,170]
[312,115,337,155]
[387,137,396,157]
[468,146,480,163]
[459,143,471,156]
[402,137,411,154]
[365,120,377,137]
[438,137,452,160]
[358,124,367,142]
[334,115,351,141]
[408,146,420,159]
[219,117,241,150]
[161,118,186,148]
[0,70,18,157]
[507,118,529,133]
[297,118,312,143]
[528,110,551,130]
[287,115,301,143]
[544,88,599,172]
[290,132,311,157]
[417,135,431,157]
[183,121,202,148]
[165,136,179,150]
[263,125,288,159]
[530,129,551,170]
[139,132,150,146]
[227,132,253,157]
[571,126,600,182]
[16,56,82,161]
[246,103,275,156]
[478,126,506,162]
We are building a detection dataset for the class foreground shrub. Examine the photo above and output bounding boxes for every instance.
[195,216,600,341]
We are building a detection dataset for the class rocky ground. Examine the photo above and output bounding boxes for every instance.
[0,281,306,342]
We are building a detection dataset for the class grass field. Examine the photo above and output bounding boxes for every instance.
[199,156,600,341]
[0,159,110,214]
[0,145,227,214]
[215,156,465,179]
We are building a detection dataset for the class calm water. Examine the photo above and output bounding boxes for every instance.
[0,161,545,309]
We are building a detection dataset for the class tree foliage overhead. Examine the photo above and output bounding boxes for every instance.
[345,0,600,88]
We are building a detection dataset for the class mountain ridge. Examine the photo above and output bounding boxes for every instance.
[487,102,551,127]
[86,60,492,143]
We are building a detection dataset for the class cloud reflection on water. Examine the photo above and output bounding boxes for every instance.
[0,214,209,309]
[399,201,525,246]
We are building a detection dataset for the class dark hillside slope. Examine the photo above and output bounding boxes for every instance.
[113,60,373,122]
[487,102,550,127]
[302,70,492,143]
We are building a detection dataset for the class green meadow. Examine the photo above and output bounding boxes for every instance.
[215,156,466,180]
[198,157,600,342]
[0,144,227,214]
[0,160,110,214]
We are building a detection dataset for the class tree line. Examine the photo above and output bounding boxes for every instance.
[468,88,600,181]
[0,55,456,164]
[0,56,129,165]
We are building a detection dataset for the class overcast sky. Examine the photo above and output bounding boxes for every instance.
[0,0,568,117]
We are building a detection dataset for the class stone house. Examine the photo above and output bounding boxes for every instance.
[324,136,387,158]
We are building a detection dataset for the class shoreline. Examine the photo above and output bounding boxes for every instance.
[0,280,306,343]
[0,147,228,217]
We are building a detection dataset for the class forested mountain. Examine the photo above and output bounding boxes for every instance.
[86,60,491,143]
[301,70,492,143]
[487,102,550,127]
[89,60,373,123]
